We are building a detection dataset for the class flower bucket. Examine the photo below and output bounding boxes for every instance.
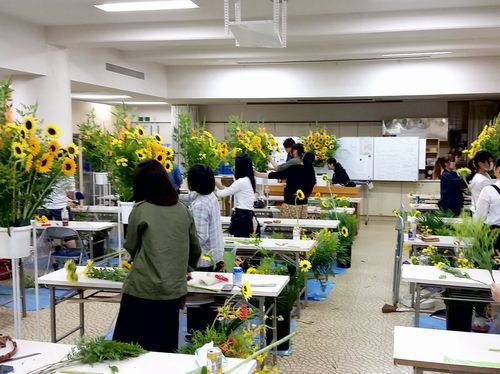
[314,166,328,175]
[94,172,109,186]
[0,225,31,259]
[119,201,135,225]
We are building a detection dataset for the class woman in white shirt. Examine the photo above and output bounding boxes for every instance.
[475,157,500,227]
[469,150,494,210]
[216,154,258,237]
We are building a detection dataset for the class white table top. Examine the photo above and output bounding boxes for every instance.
[254,206,354,215]
[403,234,467,248]
[38,267,290,298]
[262,195,362,204]
[409,203,472,211]
[73,205,120,214]
[36,220,117,232]
[10,339,256,374]
[220,216,340,229]
[393,326,500,373]
[224,237,317,254]
[401,264,500,290]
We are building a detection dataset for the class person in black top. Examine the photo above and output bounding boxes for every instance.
[327,158,350,185]
[256,152,317,219]
[437,155,467,216]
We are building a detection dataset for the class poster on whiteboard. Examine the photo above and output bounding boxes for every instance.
[272,136,300,165]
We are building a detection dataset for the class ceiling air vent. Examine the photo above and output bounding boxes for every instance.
[105,63,145,80]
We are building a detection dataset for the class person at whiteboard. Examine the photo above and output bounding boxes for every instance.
[327,158,351,186]
[437,155,467,216]
[268,143,304,172]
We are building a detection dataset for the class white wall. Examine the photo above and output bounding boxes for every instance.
[72,101,114,132]
[0,13,47,75]
[68,48,168,99]
[166,57,500,100]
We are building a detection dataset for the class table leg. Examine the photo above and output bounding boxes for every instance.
[258,297,265,349]
[414,285,421,328]
[414,368,423,374]
[50,286,56,342]
[272,297,277,365]
[19,259,27,318]
[79,289,85,337]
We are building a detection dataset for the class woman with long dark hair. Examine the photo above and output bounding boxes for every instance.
[216,154,259,237]
[468,150,494,211]
[113,159,201,353]
[256,151,317,219]
[437,155,467,216]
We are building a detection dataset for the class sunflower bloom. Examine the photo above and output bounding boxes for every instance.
[295,189,305,201]
[61,158,77,176]
[155,151,167,164]
[153,133,163,143]
[135,149,146,160]
[45,123,61,138]
[341,226,349,237]
[25,154,34,173]
[18,127,27,141]
[28,136,41,156]
[299,259,312,272]
[164,160,173,173]
[246,267,257,274]
[66,143,79,158]
[36,153,53,173]
[314,192,321,198]
[164,147,174,158]
[12,141,26,158]
[134,126,145,137]
[48,139,60,155]
[321,200,330,208]
[22,116,37,133]
[107,150,113,157]
[240,279,252,301]
[116,157,128,167]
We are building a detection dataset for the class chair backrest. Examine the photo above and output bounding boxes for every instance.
[45,226,83,246]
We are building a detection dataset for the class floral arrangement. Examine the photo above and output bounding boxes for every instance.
[173,112,226,172]
[225,116,280,172]
[301,128,337,167]
[463,115,500,159]
[80,104,172,201]
[0,80,78,227]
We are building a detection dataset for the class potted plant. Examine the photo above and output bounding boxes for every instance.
[0,79,78,258]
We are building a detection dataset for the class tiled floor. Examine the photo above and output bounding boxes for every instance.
[0,219,416,373]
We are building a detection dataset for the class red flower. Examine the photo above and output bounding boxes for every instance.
[238,304,248,321]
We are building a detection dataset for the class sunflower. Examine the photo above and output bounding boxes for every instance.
[295,189,305,201]
[341,226,349,237]
[299,259,312,272]
[66,143,79,158]
[240,279,252,301]
[116,157,128,167]
[246,267,257,274]
[314,192,321,198]
[322,174,330,182]
[45,123,60,138]
[107,150,113,157]
[37,153,53,173]
[22,116,37,133]
[19,127,28,141]
[61,158,77,176]
[135,149,146,160]
[321,200,330,208]
[219,148,228,158]
[313,142,321,149]
[164,147,174,158]
[134,126,145,137]
[164,160,173,173]
[120,260,132,270]
[28,136,41,156]
[48,139,60,155]
[25,154,34,173]
[155,151,167,164]
[153,133,163,143]
[12,141,26,158]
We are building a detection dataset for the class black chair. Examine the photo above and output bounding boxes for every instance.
[45,226,89,273]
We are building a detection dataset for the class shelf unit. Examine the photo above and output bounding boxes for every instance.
[424,138,440,179]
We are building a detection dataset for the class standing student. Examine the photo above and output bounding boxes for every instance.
[437,155,467,216]
[268,143,304,171]
[184,164,224,270]
[468,150,494,211]
[168,161,183,193]
[256,151,317,219]
[327,157,350,186]
[216,154,259,237]
[113,159,201,353]
[283,137,296,161]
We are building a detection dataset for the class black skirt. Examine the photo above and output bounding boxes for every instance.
[229,208,260,237]
[113,293,184,353]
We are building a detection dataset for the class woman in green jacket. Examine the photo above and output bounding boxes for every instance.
[113,159,201,353]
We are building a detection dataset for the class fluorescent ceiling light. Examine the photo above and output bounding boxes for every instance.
[71,93,132,100]
[107,101,169,105]
[382,51,452,57]
[95,1,198,12]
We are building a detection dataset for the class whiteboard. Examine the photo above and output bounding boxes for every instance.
[373,137,419,181]
[334,137,374,180]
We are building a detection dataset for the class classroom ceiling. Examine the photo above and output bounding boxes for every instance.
[1,0,500,66]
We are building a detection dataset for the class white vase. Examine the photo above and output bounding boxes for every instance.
[314,166,328,175]
[0,225,32,259]
[94,172,109,186]
[119,201,135,225]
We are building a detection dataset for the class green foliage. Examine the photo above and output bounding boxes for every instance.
[68,337,146,364]
[178,326,228,355]
[453,214,499,281]
[78,110,111,172]
[309,229,340,278]
[276,272,304,312]
[270,231,285,239]
[336,212,357,247]
[85,265,130,282]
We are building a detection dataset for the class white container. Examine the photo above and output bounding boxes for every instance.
[407,216,417,241]
[120,201,135,225]
[0,225,32,259]
[293,225,301,241]
[94,172,109,186]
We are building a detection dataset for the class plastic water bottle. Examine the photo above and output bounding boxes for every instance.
[233,266,242,287]
[61,207,69,226]
[407,217,416,241]
[293,225,301,241]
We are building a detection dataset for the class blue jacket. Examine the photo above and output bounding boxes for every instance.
[168,164,183,191]
[438,169,466,216]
